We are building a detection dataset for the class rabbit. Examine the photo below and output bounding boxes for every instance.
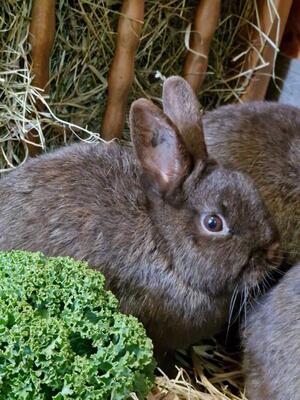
[0,76,281,354]
[243,262,300,400]
[201,102,300,265]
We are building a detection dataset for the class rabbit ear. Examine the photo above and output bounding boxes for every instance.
[130,98,192,195]
[162,76,207,162]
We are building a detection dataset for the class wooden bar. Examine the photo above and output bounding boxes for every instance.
[102,0,144,140]
[28,0,56,155]
[241,0,293,102]
[281,0,300,59]
[183,0,221,94]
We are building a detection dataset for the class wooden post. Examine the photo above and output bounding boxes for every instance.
[281,0,300,59]
[240,0,293,102]
[183,0,221,94]
[102,0,144,141]
[28,0,56,155]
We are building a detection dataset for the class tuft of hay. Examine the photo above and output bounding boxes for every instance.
[150,342,246,400]
[0,1,279,398]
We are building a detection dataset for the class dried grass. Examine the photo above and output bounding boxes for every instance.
[0,1,279,398]
[0,0,279,171]
[148,342,246,400]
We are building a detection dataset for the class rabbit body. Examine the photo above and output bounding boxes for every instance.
[0,142,229,349]
[203,102,300,263]
[0,78,279,351]
[243,263,300,400]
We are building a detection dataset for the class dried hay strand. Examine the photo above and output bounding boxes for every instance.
[0,1,280,398]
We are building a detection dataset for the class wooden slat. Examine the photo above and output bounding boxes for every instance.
[183,0,221,94]
[281,0,300,59]
[28,0,56,155]
[102,1,144,140]
[241,0,293,102]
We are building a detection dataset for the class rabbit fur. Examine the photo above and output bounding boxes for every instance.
[0,77,280,352]
[203,102,300,264]
[243,263,300,400]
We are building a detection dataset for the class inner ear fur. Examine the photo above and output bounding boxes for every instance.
[162,76,207,163]
[129,98,192,196]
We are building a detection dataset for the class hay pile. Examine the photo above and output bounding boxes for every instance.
[0,1,278,398]
[150,342,246,400]
[0,0,278,171]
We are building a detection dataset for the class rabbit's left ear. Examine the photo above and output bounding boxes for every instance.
[162,76,207,163]
[129,98,192,196]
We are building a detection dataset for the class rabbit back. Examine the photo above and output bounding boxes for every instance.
[0,142,143,261]
[243,263,300,400]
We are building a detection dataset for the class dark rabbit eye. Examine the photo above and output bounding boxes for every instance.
[200,213,230,236]
[204,215,223,232]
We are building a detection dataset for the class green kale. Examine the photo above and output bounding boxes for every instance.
[0,251,155,399]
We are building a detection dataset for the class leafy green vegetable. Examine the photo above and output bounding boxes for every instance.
[0,251,155,399]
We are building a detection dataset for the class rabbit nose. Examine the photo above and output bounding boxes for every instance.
[266,241,281,265]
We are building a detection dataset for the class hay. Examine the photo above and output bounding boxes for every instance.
[0,1,279,398]
[0,0,279,171]
[149,342,246,400]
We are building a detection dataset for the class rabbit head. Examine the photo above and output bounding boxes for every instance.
[202,101,300,265]
[129,77,281,300]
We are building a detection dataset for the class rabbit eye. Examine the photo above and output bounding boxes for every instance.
[204,215,223,232]
[200,213,229,236]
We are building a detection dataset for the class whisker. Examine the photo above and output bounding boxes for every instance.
[227,284,239,326]
[242,284,249,327]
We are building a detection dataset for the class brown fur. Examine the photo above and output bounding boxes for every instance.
[243,263,300,399]
[202,99,300,397]
[203,102,300,264]
[0,77,279,353]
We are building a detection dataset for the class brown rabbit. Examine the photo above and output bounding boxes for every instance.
[201,102,300,264]
[243,262,300,400]
[0,77,280,353]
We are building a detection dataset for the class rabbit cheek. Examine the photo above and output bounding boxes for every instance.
[239,254,275,290]
[189,236,246,295]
